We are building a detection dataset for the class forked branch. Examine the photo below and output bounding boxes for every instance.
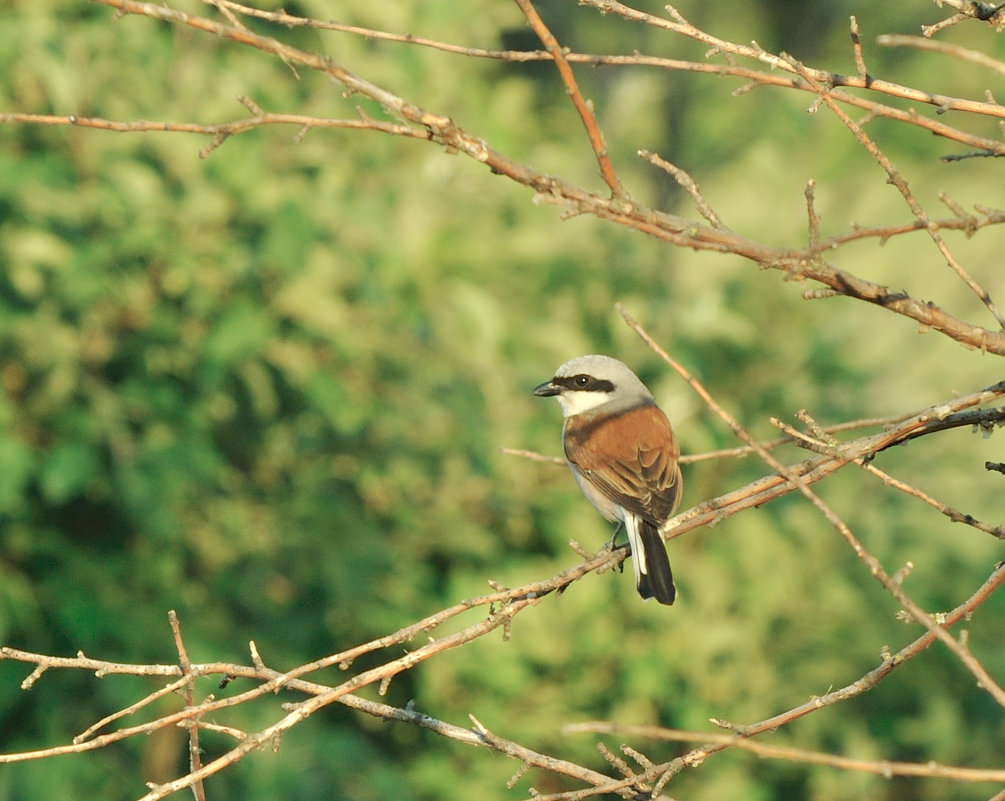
[2,0,1003,351]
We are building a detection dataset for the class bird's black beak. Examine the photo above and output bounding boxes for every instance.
[533,380,561,397]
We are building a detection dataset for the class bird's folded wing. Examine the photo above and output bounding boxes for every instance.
[564,404,682,523]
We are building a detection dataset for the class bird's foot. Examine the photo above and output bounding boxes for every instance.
[602,521,625,552]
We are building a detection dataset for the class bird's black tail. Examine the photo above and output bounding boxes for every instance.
[627,518,676,605]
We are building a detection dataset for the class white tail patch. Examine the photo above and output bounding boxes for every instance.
[623,515,648,591]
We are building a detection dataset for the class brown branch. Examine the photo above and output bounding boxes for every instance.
[876,33,1005,75]
[3,513,1003,798]
[811,207,1005,251]
[469,716,662,801]
[864,462,1005,539]
[212,0,1005,155]
[14,103,1005,353]
[640,150,724,228]
[769,407,1005,540]
[552,561,1005,800]
[89,0,1005,155]
[783,52,1005,331]
[74,677,192,744]
[617,306,1005,709]
[512,0,625,197]
[3,592,544,798]
[206,0,549,59]
[168,611,206,801]
[804,179,821,246]
[566,723,1005,783]
[0,4,982,352]
[677,412,917,463]
[582,1,1005,121]
[14,95,1005,248]
[0,639,670,800]
[0,106,428,158]
[211,0,1005,89]
[667,388,1005,541]
[922,0,1005,34]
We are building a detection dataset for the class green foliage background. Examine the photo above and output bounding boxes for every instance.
[1,1,1003,799]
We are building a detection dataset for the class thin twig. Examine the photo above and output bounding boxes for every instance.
[849,16,868,80]
[876,33,1005,76]
[640,150,724,228]
[772,412,1005,540]
[617,305,1005,709]
[804,179,821,247]
[922,0,1005,34]
[168,612,206,801]
[567,722,1005,782]
[0,3,993,353]
[512,0,625,197]
[581,1,1005,122]
[783,53,1005,331]
[555,560,1005,799]
[863,463,1005,540]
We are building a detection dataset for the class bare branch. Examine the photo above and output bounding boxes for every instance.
[567,723,1005,783]
[617,306,1005,707]
[0,3,989,352]
[876,32,1005,75]
[512,0,626,197]
[923,0,1005,34]
[781,52,1005,331]
[564,560,1005,797]
[3,4,1005,797]
[582,1,1005,124]
[168,611,206,801]
[863,462,1005,539]
[639,149,724,228]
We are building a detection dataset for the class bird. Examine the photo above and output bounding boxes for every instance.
[534,354,683,605]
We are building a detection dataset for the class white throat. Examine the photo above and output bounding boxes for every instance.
[554,390,613,418]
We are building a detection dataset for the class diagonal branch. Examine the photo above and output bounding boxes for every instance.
[512,0,626,197]
[876,33,1005,76]
[552,560,1005,800]
[784,52,1005,331]
[617,306,1005,709]
[4,559,1003,798]
[2,2,983,354]
[167,612,206,801]
[210,0,1005,154]
[567,722,1005,783]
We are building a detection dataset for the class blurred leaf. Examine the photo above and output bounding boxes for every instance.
[0,436,33,514]
[38,440,98,504]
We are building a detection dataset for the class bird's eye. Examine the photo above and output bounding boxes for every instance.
[575,375,590,388]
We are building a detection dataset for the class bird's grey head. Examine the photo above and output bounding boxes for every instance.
[533,354,654,418]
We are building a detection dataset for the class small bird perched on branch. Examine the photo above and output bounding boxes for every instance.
[534,354,683,605]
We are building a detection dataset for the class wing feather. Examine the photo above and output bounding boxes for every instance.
[563,404,682,526]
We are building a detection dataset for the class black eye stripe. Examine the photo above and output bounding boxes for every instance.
[552,375,615,393]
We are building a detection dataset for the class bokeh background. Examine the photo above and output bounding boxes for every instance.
[1,1,1004,799]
